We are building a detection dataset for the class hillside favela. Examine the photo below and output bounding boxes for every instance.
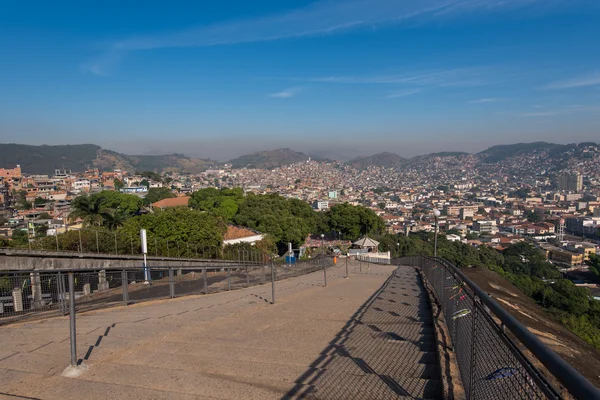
[1,2,600,400]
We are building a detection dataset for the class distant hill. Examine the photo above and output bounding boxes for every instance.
[0,143,214,174]
[0,144,102,174]
[478,142,564,163]
[228,148,309,169]
[347,152,406,168]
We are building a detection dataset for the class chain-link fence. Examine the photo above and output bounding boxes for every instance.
[398,256,600,400]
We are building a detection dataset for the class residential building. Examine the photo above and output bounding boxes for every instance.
[558,172,583,193]
[472,220,498,235]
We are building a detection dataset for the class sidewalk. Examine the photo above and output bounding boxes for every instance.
[0,264,402,399]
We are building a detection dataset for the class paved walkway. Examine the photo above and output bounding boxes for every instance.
[0,264,440,400]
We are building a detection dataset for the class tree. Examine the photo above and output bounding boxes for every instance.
[525,210,542,223]
[377,202,386,210]
[325,203,385,241]
[145,187,176,204]
[35,224,48,237]
[113,178,124,191]
[69,191,143,229]
[11,229,29,246]
[189,188,245,221]
[233,194,317,252]
[140,179,150,188]
[37,212,52,220]
[68,195,104,227]
[120,208,225,249]
[34,197,46,206]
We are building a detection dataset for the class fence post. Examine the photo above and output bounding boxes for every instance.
[96,231,99,255]
[345,257,349,279]
[78,230,83,254]
[56,233,59,251]
[169,268,175,298]
[469,299,479,398]
[262,264,266,284]
[203,268,208,294]
[176,242,180,258]
[271,262,276,304]
[323,258,327,287]
[130,236,134,255]
[166,240,169,257]
[68,272,77,367]
[246,265,250,287]
[58,271,66,315]
[227,267,231,291]
[121,270,129,304]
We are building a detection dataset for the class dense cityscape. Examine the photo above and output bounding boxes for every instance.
[3,1,600,397]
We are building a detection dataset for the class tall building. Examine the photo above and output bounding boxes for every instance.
[558,172,583,193]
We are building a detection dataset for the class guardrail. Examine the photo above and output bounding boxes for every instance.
[398,256,600,400]
[0,254,336,324]
[1,254,363,372]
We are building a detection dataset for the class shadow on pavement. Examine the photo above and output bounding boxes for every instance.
[283,266,442,400]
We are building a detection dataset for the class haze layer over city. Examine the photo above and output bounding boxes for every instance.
[1,1,600,400]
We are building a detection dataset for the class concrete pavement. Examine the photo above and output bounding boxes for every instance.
[0,263,441,399]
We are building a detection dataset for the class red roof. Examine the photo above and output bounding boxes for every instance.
[152,196,190,208]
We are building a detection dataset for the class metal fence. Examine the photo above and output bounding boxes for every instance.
[2,228,250,260]
[399,256,600,400]
[0,253,335,325]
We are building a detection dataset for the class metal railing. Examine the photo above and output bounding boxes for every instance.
[0,253,336,324]
[2,228,249,260]
[399,256,600,400]
[0,253,354,371]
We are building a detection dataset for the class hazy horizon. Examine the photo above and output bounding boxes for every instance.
[1,138,597,163]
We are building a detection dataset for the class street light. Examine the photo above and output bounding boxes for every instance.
[433,209,441,258]
[397,242,400,257]
[321,233,325,253]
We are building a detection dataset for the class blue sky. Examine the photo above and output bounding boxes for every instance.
[1,0,599,160]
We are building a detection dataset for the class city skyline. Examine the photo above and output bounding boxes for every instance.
[1,0,599,159]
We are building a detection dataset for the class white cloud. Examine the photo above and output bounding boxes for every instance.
[546,71,600,89]
[86,0,569,74]
[310,67,499,88]
[269,88,301,98]
[519,111,557,117]
[469,97,504,104]
[383,88,422,98]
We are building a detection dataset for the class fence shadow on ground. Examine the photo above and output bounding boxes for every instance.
[283,266,442,400]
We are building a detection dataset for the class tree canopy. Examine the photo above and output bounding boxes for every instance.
[69,191,143,229]
[144,187,177,204]
[324,203,384,241]
[119,207,225,248]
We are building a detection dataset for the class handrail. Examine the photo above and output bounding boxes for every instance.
[430,256,600,400]
[402,256,600,400]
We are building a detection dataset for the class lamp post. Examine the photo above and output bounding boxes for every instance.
[397,242,400,258]
[433,209,441,258]
[321,233,325,255]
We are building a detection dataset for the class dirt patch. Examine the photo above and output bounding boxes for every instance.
[489,282,519,297]
[462,267,600,391]
[495,297,539,322]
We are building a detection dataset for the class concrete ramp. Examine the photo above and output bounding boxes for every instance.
[0,264,442,400]
[286,265,441,399]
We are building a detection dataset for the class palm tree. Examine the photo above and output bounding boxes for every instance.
[101,208,128,230]
[68,195,103,227]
